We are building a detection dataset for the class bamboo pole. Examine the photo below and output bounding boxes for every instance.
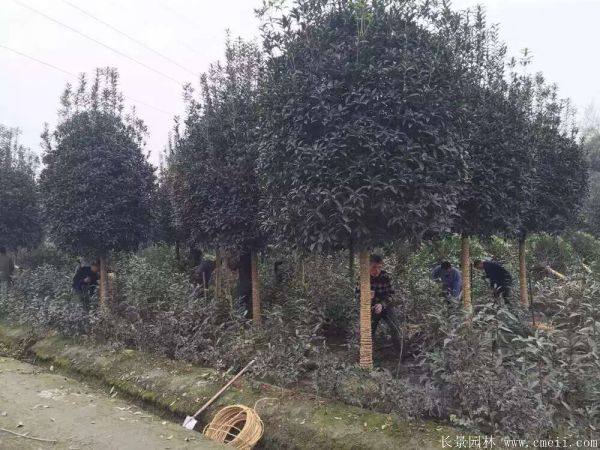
[251,251,261,325]
[461,235,472,314]
[359,251,373,369]
[519,237,529,306]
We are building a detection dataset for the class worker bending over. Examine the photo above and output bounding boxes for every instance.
[431,261,463,304]
[473,259,513,304]
[72,260,100,311]
[0,246,15,294]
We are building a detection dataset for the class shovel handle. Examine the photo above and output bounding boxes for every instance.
[192,359,256,418]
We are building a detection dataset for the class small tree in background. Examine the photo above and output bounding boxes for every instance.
[258,0,470,367]
[0,125,43,251]
[39,68,155,307]
[516,73,588,305]
[173,37,264,320]
[151,138,184,260]
[580,106,600,235]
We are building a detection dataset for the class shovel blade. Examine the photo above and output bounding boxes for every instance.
[182,416,197,430]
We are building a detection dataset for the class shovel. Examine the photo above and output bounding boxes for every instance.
[182,359,256,430]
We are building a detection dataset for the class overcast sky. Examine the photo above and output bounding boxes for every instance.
[1,0,599,166]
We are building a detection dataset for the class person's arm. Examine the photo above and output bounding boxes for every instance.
[72,268,82,290]
[431,266,441,281]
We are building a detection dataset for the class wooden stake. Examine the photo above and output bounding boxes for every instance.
[519,237,529,306]
[251,251,261,324]
[359,251,373,369]
[545,266,566,280]
[461,235,472,314]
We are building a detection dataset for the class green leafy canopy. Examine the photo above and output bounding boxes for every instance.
[39,68,155,257]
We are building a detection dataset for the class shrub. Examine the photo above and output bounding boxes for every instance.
[567,231,600,268]
[17,242,76,270]
[527,234,577,275]
[0,264,91,336]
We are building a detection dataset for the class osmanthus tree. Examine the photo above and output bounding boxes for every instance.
[515,75,588,305]
[443,8,534,311]
[172,37,265,321]
[257,0,470,367]
[0,125,43,251]
[151,139,185,260]
[40,68,155,307]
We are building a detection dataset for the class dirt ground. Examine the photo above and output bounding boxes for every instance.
[0,357,225,450]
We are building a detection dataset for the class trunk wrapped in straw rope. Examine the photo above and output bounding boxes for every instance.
[215,249,222,301]
[461,236,472,314]
[519,237,529,306]
[359,251,373,369]
[251,252,261,324]
[99,256,108,310]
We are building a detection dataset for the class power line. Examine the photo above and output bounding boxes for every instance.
[11,0,185,86]
[105,0,204,56]
[155,1,203,30]
[0,43,176,117]
[62,0,197,77]
[0,43,76,78]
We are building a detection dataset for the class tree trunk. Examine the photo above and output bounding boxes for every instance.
[348,238,355,282]
[461,235,472,314]
[519,237,529,306]
[251,251,261,325]
[358,251,373,369]
[214,249,222,301]
[99,255,108,310]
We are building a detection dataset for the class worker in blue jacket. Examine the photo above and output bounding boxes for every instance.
[432,261,463,304]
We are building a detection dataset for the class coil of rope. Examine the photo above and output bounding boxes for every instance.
[203,398,275,450]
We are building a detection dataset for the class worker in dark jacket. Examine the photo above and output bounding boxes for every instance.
[0,246,15,284]
[72,260,100,311]
[473,259,513,303]
[355,254,402,351]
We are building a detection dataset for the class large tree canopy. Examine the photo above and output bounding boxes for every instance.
[39,68,155,257]
[0,125,43,250]
[173,37,264,254]
[449,10,534,238]
[257,0,469,253]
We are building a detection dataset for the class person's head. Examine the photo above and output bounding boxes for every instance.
[473,259,484,270]
[0,246,6,255]
[440,261,452,273]
[90,261,100,273]
[370,254,384,276]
